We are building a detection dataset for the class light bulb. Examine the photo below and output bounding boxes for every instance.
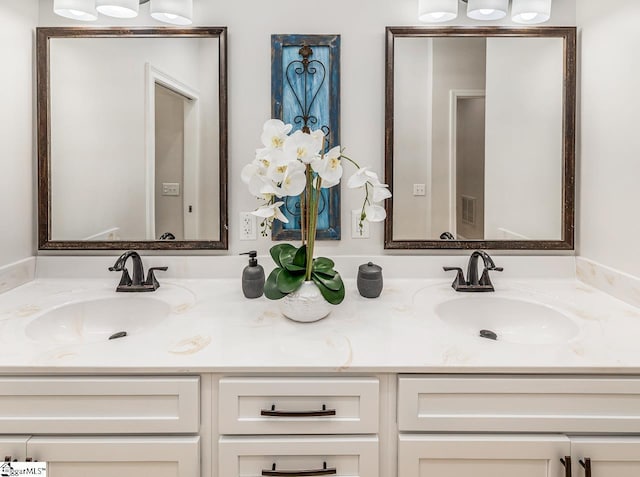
[479,9,496,15]
[431,11,447,19]
[418,0,458,23]
[467,0,508,20]
[96,0,139,18]
[520,12,538,21]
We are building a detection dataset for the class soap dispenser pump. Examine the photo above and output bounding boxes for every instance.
[241,251,265,299]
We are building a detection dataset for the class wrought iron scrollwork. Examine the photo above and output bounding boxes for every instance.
[285,45,328,137]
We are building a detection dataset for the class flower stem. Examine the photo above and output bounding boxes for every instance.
[306,176,322,281]
[340,154,362,169]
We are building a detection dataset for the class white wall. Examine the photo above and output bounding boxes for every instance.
[484,38,564,241]
[0,0,38,266]
[38,0,576,255]
[578,0,640,277]
[393,38,433,240]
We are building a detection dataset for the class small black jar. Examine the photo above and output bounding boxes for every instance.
[357,262,383,298]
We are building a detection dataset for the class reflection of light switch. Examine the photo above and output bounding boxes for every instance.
[162,183,180,196]
[413,184,426,196]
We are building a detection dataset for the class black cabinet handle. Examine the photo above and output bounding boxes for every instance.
[261,404,336,418]
[262,462,336,476]
[580,458,592,477]
[561,456,572,477]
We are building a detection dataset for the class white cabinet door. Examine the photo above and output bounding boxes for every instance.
[399,434,570,477]
[572,437,640,477]
[0,436,29,462]
[27,436,199,477]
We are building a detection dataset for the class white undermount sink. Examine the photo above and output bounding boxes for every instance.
[25,297,171,344]
[435,296,580,345]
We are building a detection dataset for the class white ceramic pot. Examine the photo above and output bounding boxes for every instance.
[280,281,332,323]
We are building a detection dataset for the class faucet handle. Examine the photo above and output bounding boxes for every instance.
[145,267,168,289]
[443,267,466,288]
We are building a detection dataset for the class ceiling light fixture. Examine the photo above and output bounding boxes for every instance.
[466,0,508,20]
[53,0,193,25]
[418,0,552,24]
[512,0,552,24]
[418,0,458,23]
[53,0,98,21]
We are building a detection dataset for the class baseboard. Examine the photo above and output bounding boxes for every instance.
[0,257,36,295]
[576,257,640,308]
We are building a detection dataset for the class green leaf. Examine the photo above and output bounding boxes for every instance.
[269,244,296,268]
[293,245,308,268]
[312,276,345,305]
[276,268,306,294]
[313,257,335,273]
[283,245,307,273]
[314,269,337,279]
[312,271,344,292]
[264,268,287,300]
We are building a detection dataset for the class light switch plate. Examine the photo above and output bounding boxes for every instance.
[413,184,426,196]
[162,183,180,196]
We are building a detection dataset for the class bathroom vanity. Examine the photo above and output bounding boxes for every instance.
[1,256,639,477]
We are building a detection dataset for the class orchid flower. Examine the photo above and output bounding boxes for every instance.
[252,201,289,224]
[347,167,383,189]
[364,204,387,222]
[260,119,292,150]
[283,130,323,164]
[311,146,343,186]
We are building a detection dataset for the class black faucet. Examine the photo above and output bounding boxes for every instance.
[443,250,503,292]
[109,251,168,293]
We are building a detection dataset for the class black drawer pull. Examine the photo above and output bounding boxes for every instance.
[561,457,572,477]
[580,458,592,477]
[261,404,336,418]
[262,462,337,476]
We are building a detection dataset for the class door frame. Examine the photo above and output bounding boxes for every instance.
[448,89,485,236]
[145,63,201,240]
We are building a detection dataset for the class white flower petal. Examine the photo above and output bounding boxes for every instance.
[372,185,392,202]
[364,204,387,222]
[281,170,306,197]
[241,163,259,185]
[347,167,370,189]
[283,130,322,164]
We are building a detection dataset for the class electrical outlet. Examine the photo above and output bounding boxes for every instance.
[413,184,426,196]
[352,210,370,239]
[240,212,257,240]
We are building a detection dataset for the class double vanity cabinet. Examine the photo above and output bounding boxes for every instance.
[2,373,640,477]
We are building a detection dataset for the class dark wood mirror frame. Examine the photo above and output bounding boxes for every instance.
[384,26,576,250]
[37,27,228,250]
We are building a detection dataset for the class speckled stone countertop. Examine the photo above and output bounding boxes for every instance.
[0,274,639,375]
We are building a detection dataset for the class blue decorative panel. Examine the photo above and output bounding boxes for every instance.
[271,34,341,241]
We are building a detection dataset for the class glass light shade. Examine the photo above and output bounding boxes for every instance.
[96,0,139,18]
[151,0,193,25]
[53,0,98,21]
[418,0,458,23]
[467,0,508,20]
[512,0,552,24]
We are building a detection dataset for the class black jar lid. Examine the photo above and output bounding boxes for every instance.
[358,262,382,279]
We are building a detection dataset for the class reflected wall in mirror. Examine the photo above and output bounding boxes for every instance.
[38,27,228,250]
[385,27,576,250]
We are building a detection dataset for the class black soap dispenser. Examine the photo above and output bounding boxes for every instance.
[241,251,264,299]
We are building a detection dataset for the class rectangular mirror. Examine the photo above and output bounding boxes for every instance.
[385,27,576,250]
[37,27,228,250]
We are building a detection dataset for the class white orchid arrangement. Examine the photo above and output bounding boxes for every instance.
[241,119,391,305]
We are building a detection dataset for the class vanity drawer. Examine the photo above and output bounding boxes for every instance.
[218,377,379,434]
[0,376,199,434]
[219,436,378,477]
[398,375,640,433]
